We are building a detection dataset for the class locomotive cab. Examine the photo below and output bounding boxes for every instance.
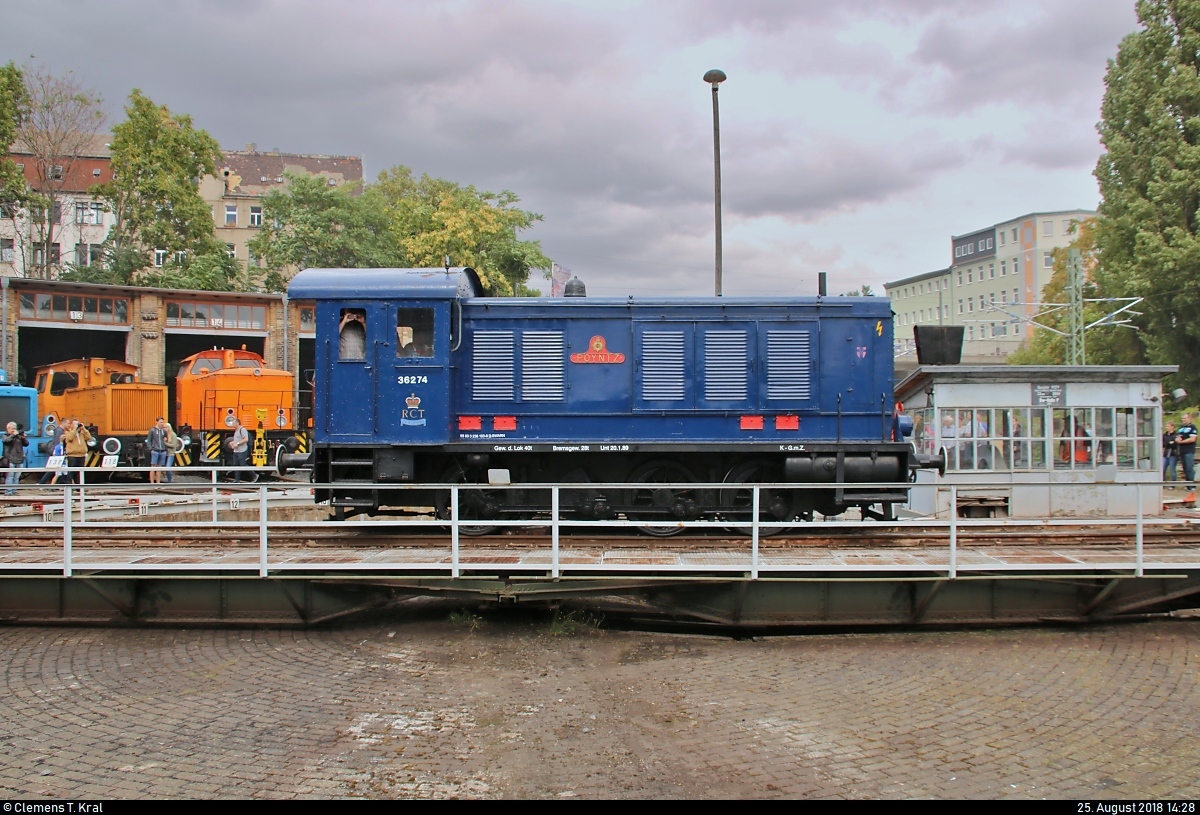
[290,267,482,500]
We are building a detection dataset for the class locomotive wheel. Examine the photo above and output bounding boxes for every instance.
[435,462,501,536]
[719,459,796,537]
[624,460,698,537]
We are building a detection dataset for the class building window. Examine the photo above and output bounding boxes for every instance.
[74,243,90,266]
[1001,290,1008,304]
[957,270,963,285]
[225,243,236,258]
[1000,260,1007,276]
[968,326,974,340]
[1013,288,1020,303]
[1013,256,1021,273]
[49,165,63,180]
[300,307,315,332]
[999,231,1006,246]
[33,243,60,266]
[249,206,263,227]
[225,205,237,226]
[1043,220,1053,237]
[1012,228,1018,242]
[979,295,986,311]
[1,238,13,263]
[1063,219,1075,234]
[1043,251,1053,268]
[154,249,167,267]
[166,300,267,330]
[20,292,128,324]
[174,250,187,264]
[967,269,972,283]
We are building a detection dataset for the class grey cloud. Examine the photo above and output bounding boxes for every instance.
[904,0,1137,114]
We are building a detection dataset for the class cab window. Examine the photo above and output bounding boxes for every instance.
[36,373,47,394]
[189,359,221,375]
[396,307,434,358]
[49,372,79,396]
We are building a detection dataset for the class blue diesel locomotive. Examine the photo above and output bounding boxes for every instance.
[285,267,941,534]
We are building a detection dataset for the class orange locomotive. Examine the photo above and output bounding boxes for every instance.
[33,358,169,467]
[174,348,307,467]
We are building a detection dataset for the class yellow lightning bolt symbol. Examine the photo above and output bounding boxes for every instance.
[876,320,883,336]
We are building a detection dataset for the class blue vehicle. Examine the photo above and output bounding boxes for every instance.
[285,268,941,533]
[0,369,51,473]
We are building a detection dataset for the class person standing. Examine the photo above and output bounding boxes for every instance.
[1163,420,1180,487]
[226,417,250,482]
[146,417,168,484]
[162,421,178,484]
[1177,413,1197,496]
[61,418,92,485]
[37,422,65,485]
[3,421,28,495]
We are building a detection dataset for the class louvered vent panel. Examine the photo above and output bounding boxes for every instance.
[704,330,747,400]
[521,331,564,401]
[641,331,685,401]
[473,331,514,401]
[767,331,812,400]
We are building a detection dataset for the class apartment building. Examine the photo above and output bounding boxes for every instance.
[887,209,1095,362]
[0,135,116,279]
[198,145,363,282]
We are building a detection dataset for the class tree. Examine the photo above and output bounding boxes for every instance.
[841,284,875,297]
[93,89,224,286]
[0,62,29,220]
[14,64,106,279]
[1093,0,1200,394]
[1008,220,1147,365]
[374,166,551,296]
[248,171,404,277]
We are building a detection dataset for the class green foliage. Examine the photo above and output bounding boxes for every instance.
[544,608,604,636]
[448,609,483,632]
[99,89,223,269]
[1093,0,1200,393]
[248,171,404,271]
[1008,220,1148,366]
[841,285,875,297]
[251,165,552,296]
[0,62,30,213]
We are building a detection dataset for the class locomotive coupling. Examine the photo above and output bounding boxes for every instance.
[912,447,947,476]
[277,448,314,475]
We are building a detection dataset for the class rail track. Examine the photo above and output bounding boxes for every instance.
[3,522,1200,550]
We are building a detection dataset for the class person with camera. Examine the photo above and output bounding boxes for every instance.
[61,418,93,485]
[338,308,366,360]
[2,421,28,495]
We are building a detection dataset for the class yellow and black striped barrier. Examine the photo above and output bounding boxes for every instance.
[204,431,222,462]
[293,432,309,454]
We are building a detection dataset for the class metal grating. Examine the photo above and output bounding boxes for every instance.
[473,331,514,401]
[521,331,564,401]
[767,330,812,400]
[111,387,166,433]
[704,330,747,400]
[641,331,685,401]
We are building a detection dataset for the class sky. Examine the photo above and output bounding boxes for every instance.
[2,0,1141,297]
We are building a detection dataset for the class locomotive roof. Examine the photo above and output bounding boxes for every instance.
[288,267,482,299]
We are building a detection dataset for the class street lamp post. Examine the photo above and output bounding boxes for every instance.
[704,69,726,296]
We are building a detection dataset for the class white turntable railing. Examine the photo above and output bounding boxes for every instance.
[1,469,1199,579]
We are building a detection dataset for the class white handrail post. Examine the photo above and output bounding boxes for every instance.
[259,481,269,577]
[551,486,560,578]
[211,467,218,522]
[949,485,958,579]
[750,486,760,580]
[79,467,85,524]
[1135,482,1144,578]
[63,484,73,577]
[451,485,460,578]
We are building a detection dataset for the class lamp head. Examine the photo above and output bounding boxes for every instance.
[703,69,727,87]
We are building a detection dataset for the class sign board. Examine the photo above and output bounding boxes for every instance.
[46,456,66,468]
[101,455,119,468]
[1032,383,1066,407]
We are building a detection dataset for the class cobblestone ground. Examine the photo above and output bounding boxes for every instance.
[1,614,1198,799]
